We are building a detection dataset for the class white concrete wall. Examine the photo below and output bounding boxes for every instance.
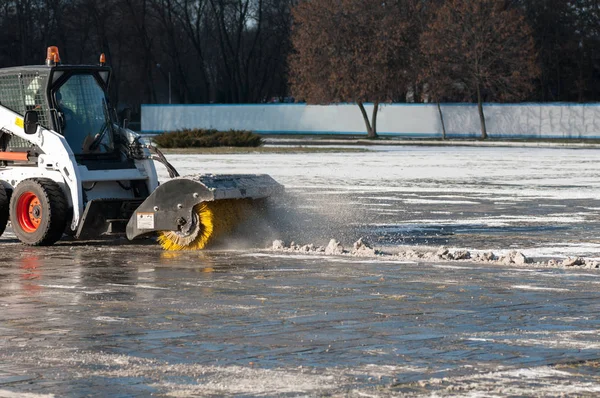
[141,103,600,139]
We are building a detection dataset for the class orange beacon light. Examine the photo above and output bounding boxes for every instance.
[46,46,61,66]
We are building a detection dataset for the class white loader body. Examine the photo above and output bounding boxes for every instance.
[0,106,158,232]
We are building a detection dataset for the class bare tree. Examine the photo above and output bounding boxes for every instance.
[5,0,596,120]
[421,0,540,139]
[289,0,417,138]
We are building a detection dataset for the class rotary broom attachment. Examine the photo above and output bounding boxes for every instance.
[126,174,284,250]
[157,199,255,251]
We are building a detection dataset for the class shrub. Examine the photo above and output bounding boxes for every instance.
[152,129,264,148]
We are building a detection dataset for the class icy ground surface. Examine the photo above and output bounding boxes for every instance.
[1,145,600,396]
[166,145,600,260]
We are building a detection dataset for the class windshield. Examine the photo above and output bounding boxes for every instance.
[55,74,114,155]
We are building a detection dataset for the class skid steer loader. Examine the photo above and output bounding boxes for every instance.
[0,47,283,250]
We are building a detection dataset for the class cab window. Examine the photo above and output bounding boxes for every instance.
[56,74,114,155]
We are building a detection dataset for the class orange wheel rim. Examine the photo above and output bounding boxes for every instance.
[16,192,42,233]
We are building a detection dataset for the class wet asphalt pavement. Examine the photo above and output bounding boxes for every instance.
[1,146,600,396]
[0,240,599,396]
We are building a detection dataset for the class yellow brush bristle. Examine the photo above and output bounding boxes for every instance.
[157,199,252,251]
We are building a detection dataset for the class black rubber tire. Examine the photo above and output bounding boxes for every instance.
[0,184,8,237]
[9,178,68,246]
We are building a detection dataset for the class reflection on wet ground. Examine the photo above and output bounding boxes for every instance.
[0,242,599,396]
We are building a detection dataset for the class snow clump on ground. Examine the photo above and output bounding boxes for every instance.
[270,240,600,270]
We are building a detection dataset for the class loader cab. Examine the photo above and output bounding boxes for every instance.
[50,66,116,157]
[0,49,119,163]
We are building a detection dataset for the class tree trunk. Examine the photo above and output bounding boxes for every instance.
[358,102,378,138]
[437,101,446,140]
[371,102,379,138]
[476,84,488,139]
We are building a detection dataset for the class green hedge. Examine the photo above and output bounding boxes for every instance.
[152,129,264,148]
